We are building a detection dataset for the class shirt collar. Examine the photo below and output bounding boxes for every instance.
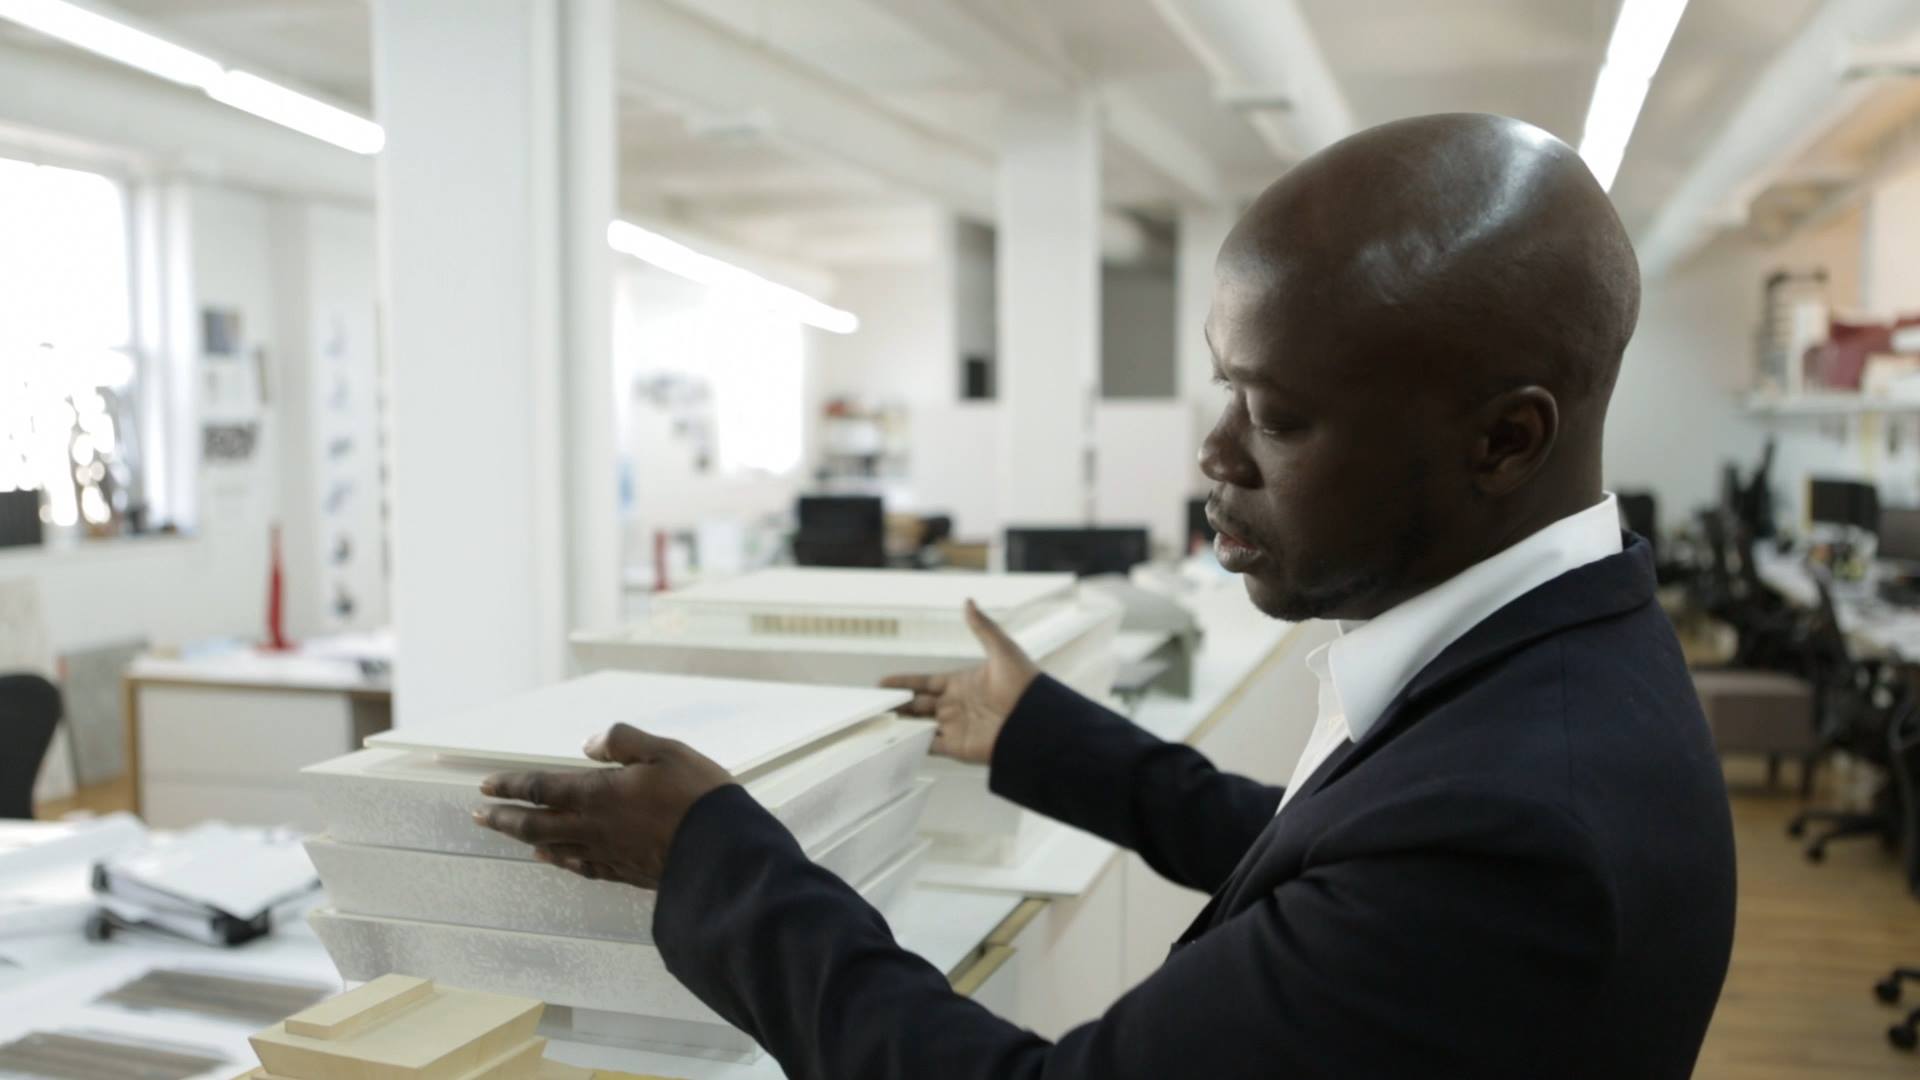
[1317,493,1624,743]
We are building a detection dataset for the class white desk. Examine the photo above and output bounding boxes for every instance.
[0,884,1021,1080]
[1753,549,1920,661]
[23,586,1324,1074]
[127,648,393,830]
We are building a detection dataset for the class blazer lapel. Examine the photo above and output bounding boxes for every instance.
[1305,534,1658,801]
[1173,737,1364,946]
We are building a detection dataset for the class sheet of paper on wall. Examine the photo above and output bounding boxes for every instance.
[366,670,911,770]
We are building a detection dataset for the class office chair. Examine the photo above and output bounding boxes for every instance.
[1785,577,1906,861]
[0,673,63,819]
[1864,700,1920,1049]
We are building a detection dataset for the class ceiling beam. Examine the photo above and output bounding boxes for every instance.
[1145,0,1353,161]
[839,0,1228,205]
[1636,0,1920,278]
[616,0,994,219]
[1102,85,1224,204]
[0,35,371,201]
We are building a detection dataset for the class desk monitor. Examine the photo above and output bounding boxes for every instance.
[1187,498,1216,551]
[0,489,42,549]
[793,495,885,568]
[1881,507,1920,565]
[1005,527,1151,578]
[1808,477,1879,533]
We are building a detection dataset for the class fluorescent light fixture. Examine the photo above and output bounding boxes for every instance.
[0,0,221,87]
[607,220,860,335]
[208,70,385,155]
[0,0,384,156]
[1578,0,1690,190]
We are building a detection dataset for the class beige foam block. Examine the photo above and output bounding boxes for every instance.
[250,981,542,1080]
[284,974,434,1039]
[252,1040,546,1080]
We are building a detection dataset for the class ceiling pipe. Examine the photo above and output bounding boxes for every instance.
[1636,0,1920,278]
[1145,0,1354,161]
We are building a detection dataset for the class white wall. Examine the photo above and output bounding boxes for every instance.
[613,264,815,569]
[1608,209,1867,527]
[1,183,380,657]
[1866,164,1920,317]
[813,256,957,408]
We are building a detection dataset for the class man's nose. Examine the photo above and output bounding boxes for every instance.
[1198,406,1259,490]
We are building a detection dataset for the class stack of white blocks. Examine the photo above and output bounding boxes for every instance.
[300,671,933,1061]
[571,569,1123,868]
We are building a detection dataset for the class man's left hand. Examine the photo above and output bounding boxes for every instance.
[474,723,733,889]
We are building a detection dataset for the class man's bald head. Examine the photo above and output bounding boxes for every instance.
[1200,113,1641,621]
[1221,112,1639,412]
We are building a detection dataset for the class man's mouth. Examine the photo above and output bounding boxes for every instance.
[1207,509,1265,572]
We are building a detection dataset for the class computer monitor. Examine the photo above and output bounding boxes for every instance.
[1880,507,1920,565]
[793,495,886,568]
[1005,527,1151,578]
[1187,498,1216,551]
[0,489,42,549]
[1808,478,1879,534]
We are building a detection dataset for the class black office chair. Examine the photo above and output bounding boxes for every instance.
[1861,699,1920,1048]
[1786,577,1906,861]
[0,673,63,819]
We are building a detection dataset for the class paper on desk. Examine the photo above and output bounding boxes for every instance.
[0,814,146,880]
[99,824,318,921]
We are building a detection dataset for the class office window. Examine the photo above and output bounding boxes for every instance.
[0,155,141,532]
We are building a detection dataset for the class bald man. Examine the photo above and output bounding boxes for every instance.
[479,114,1737,1078]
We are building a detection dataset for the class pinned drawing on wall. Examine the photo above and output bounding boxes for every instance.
[202,422,260,464]
[201,307,241,357]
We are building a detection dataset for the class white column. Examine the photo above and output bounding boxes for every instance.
[996,96,1101,528]
[1176,205,1237,495]
[374,0,617,723]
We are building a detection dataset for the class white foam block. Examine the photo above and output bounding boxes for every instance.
[366,670,909,771]
[308,780,931,942]
[309,842,929,1034]
[656,567,1074,626]
[307,717,932,862]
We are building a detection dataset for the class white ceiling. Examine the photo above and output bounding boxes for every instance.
[7,0,1885,266]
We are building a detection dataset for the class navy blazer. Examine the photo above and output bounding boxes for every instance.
[655,536,1737,1078]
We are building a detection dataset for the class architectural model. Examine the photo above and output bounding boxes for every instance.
[300,672,932,1061]
[571,567,1124,866]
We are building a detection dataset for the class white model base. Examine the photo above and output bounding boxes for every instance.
[303,717,931,862]
[307,780,931,943]
[310,842,928,1058]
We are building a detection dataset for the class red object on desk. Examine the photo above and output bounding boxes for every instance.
[264,524,293,651]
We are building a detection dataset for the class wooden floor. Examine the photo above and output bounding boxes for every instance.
[1698,761,1920,1078]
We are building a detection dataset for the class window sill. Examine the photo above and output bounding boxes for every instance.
[0,532,197,566]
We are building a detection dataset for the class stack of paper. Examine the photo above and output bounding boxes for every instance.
[302,671,931,1061]
[571,568,1124,866]
[0,813,147,939]
[93,823,321,946]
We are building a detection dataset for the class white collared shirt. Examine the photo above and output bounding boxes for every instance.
[1274,493,1624,815]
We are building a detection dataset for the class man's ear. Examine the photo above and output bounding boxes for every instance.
[1470,386,1558,496]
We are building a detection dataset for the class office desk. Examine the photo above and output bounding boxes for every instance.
[125,651,392,830]
[1753,550,1920,660]
[44,591,1320,1074]
[0,885,1021,1080]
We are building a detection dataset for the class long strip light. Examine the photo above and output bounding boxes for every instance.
[0,0,384,155]
[1578,0,1690,191]
[607,220,860,335]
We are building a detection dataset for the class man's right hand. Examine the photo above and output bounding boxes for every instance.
[881,600,1040,765]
